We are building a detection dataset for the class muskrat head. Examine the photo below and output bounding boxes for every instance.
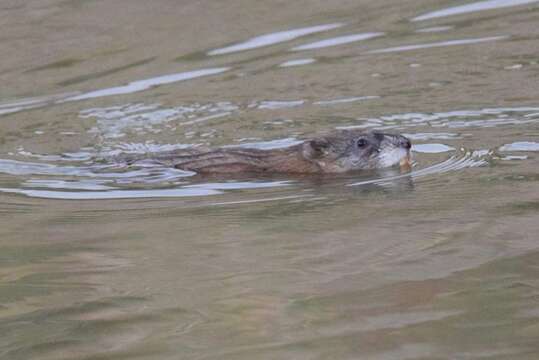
[302,130,412,172]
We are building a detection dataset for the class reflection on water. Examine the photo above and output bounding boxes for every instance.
[1,0,539,359]
[0,92,79,116]
[354,107,539,130]
[80,101,239,139]
[367,35,508,54]
[231,138,303,149]
[64,67,230,101]
[278,58,316,67]
[415,26,454,33]
[0,187,222,200]
[291,32,384,51]
[412,0,539,21]
[314,96,380,106]
[0,67,231,116]
[412,143,455,153]
[404,132,460,140]
[207,23,343,55]
[500,141,539,151]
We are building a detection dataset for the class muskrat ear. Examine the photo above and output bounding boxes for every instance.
[303,138,330,159]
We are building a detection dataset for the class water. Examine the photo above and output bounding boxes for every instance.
[1,0,539,358]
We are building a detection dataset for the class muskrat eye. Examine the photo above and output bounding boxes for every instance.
[356,138,368,148]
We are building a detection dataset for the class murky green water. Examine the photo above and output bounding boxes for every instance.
[1,0,539,359]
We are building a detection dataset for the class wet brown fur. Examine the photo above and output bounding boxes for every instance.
[147,145,319,173]
[115,130,411,174]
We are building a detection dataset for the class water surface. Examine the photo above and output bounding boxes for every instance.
[1,0,539,359]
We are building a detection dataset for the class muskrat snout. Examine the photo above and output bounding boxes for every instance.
[394,135,413,170]
[399,137,412,150]
[388,133,411,150]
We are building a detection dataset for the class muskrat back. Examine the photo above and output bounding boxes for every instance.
[114,130,412,174]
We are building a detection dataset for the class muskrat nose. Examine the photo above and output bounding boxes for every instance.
[399,137,412,149]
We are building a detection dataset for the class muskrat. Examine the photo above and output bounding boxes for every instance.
[117,130,412,174]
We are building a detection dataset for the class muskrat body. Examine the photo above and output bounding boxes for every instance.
[118,130,412,174]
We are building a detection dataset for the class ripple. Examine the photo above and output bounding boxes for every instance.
[348,150,488,187]
[256,100,305,110]
[64,67,230,101]
[16,149,94,162]
[22,179,115,191]
[207,23,343,55]
[0,158,193,182]
[112,142,195,154]
[415,26,454,33]
[501,155,528,161]
[183,181,292,190]
[405,132,461,140]
[500,141,539,152]
[81,102,239,138]
[0,67,230,117]
[357,106,539,129]
[0,187,222,200]
[412,143,455,153]
[315,96,379,106]
[0,92,79,116]
[278,58,316,67]
[367,36,508,54]
[291,32,383,51]
[230,138,303,150]
[412,0,539,22]
[0,178,294,200]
